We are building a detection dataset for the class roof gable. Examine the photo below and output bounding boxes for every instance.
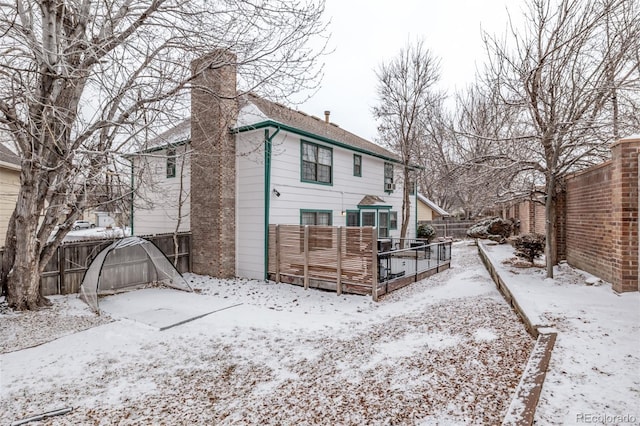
[241,94,398,161]
[417,193,449,217]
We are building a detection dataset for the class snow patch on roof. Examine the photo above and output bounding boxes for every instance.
[417,193,449,217]
[237,101,271,128]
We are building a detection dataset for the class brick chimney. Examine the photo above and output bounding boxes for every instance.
[190,51,238,278]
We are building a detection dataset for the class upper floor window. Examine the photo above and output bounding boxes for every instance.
[302,141,332,184]
[384,162,394,192]
[353,154,362,177]
[166,147,176,178]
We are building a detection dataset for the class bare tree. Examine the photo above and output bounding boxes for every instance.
[448,84,539,218]
[0,0,328,310]
[373,39,441,240]
[481,0,640,277]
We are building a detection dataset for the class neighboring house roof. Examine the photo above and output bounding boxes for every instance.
[0,144,20,170]
[417,193,449,217]
[139,93,399,163]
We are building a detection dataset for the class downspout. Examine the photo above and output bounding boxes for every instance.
[414,190,418,238]
[264,127,281,280]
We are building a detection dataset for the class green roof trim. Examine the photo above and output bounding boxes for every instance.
[233,120,403,165]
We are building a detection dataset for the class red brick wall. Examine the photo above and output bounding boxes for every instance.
[519,201,531,234]
[555,188,566,261]
[565,162,614,284]
[610,139,639,292]
[509,199,544,235]
[498,137,639,292]
[533,202,546,235]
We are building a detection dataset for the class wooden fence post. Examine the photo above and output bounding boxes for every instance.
[303,225,309,290]
[275,225,281,283]
[58,246,64,294]
[188,232,193,272]
[371,227,378,302]
[336,226,342,295]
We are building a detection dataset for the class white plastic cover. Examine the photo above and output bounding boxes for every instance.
[79,237,192,313]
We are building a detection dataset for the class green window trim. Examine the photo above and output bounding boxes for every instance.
[361,211,376,227]
[349,208,393,238]
[299,209,333,226]
[378,210,390,238]
[166,147,176,178]
[346,210,360,226]
[300,209,333,251]
[390,211,398,230]
[353,154,362,177]
[384,162,394,192]
[301,140,333,185]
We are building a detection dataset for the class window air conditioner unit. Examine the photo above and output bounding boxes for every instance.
[384,183,395,191]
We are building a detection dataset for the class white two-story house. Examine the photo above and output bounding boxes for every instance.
[131,51,416,281]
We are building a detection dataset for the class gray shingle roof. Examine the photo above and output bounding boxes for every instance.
[140,119,191,153]
[245,94,398,160]
[143,94,397,162]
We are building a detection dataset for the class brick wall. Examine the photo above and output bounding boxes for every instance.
[190,51,238,278]
[508,199,545,235]
[499,137,639,292]
[519,201,531,235]
[533,202,546,235]
[610,139,639,292]
[565,162,614,284]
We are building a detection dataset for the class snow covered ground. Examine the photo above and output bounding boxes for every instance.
[1,240,637,425]
[1,242,533,425]
[481,241,640,425]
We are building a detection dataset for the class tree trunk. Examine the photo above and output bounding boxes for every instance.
[544,175,557,279]
[399,165,411,243]
[1,210,16,296]
[6,180,50,309]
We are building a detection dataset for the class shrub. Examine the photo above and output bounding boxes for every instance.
[417,224,436,242]
[511,233,546,264]
[466,217,513,243]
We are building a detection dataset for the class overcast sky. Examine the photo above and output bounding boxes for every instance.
[298,0,519,143]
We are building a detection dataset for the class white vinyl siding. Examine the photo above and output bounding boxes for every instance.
[133,145,190,236]
[0,166,20,244]
[267,129,414,239]
[235,131,266,280]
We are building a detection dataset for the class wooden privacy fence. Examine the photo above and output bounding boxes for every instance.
[268,224,378,299]
[267,225,453,301]
[1,233,191,296]
[421,219,475,239]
